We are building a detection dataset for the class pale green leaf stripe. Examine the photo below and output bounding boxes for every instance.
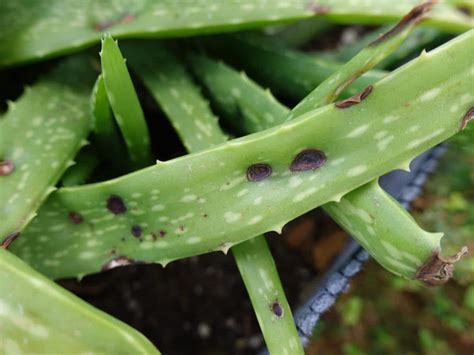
[0,248,159,354]
[126,42,303,354]
[100,35,153,169]
[0,56,95,239]
[0,0,470,67]
[10,31,473,279]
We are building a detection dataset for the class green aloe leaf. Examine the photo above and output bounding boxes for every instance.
[0,56,95,241]
[123,42,227,152]
[199,33,387,102]
[100,35,153,169]
[0,248,159,354]
[9,31,473,279]
[188,5,462,284]
[0,0,470,67]
[126,41,303,354]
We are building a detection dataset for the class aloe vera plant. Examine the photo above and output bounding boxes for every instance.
[1,1,473,353]
[0,248,159,354]
[9,29,473,279]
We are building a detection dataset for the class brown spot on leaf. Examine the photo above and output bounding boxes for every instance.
[290,149,326,172]
[101,256,135,271]
[68,211,83,224]
[94,20,115,31]
[370,1,435,46]
[131,225,142,238]
[159,230,167,237]
[121,14,135,24]
[305,3,330,14]
[1,232,19,249]
[247,163,272,182]
[106,195,127,215]
[460,107,474,130]
[271,301,284,318]
[335,85,373,108]
[0,160,15,176]
[415,246,468,286]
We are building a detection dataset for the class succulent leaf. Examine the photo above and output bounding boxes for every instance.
[0,56,95,240]
[100,35,153,169]
[123,41,227,152]
[0,248,159,354]
[9,31,474,279]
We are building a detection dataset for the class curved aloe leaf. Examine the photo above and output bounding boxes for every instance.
[199,33,387,102]
[126,42,303,354]
[0,248,159,354]
[123,42,227,152]
[0,56,95,241]
[9,31,473,279]
[0,0,470,67]
[188,5,467,284]
[100,35,153,169]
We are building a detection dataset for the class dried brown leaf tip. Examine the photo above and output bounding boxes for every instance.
[370,1,435,46]
[101,255,135,271]
[335,85,373,109]
[415,246,468,286]
[247,163,272,182]
[1,232,20,249]
[460,106,474,130]
[0,160,15,176]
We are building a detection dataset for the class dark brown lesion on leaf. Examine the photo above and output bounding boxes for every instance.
[247,163,272,182]
[1,232,19,249]
[131,224,142,238]
[415,246,468,286]
[369,1,435,46]
[0,159,15,176]
[106,195,127,215]
[460,106,474,131]
[335,85,373,108]
[68,211,84,224]
[290,149,326,172]
[271,300,284,318]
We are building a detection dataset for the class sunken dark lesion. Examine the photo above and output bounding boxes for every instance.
[0,159,15,176]
[247,163,272,182]
[415,246,468,286]
[68,211,84,224]
[1,232,20,249]
[335,85,373,109]
[369,1,435,46]
[290,149,327,172]
[106,194,127,215]
[270,300,284,318]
